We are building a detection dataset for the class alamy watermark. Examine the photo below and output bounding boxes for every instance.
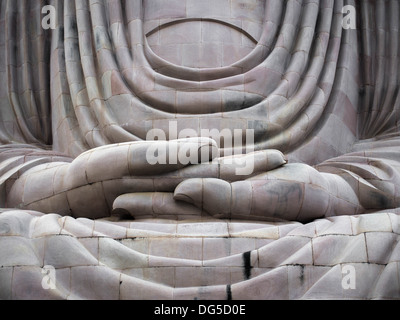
[41,265,57,290]
[145,121,256,176]
[40,5,357,31]
[41,5,56,30]
[342,5,357,30]
[341,265,356,290]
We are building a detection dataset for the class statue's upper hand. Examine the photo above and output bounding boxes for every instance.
[7,138,217,218]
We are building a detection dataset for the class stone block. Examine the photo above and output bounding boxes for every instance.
[258,236,310,268]
[351,213,393,234]
[371,262,400,299]
[0,267,13,300]
[98,237,148,269]
[44,235,98,268]
[0,210,34,237]
[12,266,65,300]
[173,285,228,300]
[144,0,186,20]
[149,238,202,261]
[301,265,345,299]
[365,232,398,265]
[0,236,41,267]
[231,266,289,300]
[176,221,229,237]
[70,266,120,300]
[62,216,94,238]
[186,0,231,19]
[174,267,231,288]
[312,234,368,266]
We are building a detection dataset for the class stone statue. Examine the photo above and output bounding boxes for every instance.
[0,0,399,300]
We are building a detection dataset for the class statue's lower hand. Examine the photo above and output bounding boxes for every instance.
[7,139,287,219]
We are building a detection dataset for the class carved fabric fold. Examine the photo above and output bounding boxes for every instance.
[2,0,398,159]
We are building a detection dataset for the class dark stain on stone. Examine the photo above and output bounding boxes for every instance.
[112,208,134,220]
[226,285,232,301]
[95,31,102,51]
[299,264,305,285]
[59,26,64,44]
[223,94,263,112]
[67,16,77,34]
[243,251,252,280]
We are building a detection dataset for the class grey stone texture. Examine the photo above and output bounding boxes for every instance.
[0,0,400,300]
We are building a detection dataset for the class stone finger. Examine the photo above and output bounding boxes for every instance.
[218,149,287,181]
[112,192,204,219]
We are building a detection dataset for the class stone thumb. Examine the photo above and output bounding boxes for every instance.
[174,178,232,218]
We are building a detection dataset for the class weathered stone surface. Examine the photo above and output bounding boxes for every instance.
[0,210,398,300]
[0,0,400,300]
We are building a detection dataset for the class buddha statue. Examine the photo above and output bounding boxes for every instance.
[0,0,399,300]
